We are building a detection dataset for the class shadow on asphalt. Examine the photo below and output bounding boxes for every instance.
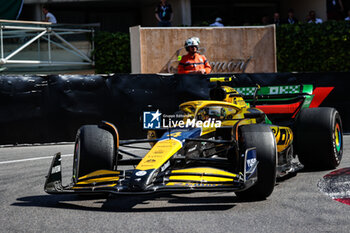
[11,192,261,212]
[297,167,334,173]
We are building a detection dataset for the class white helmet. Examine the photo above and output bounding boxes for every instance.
[184,37,200,48]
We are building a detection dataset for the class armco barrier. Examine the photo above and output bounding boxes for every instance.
[0,72,349,145]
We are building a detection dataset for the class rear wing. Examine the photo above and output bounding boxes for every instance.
[236,84,314,118]
[235,84,313,99]
[209,77,313,104]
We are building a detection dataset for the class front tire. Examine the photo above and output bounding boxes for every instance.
[73,125,116,182]
[294,107,343,170]
[235,124,277,200]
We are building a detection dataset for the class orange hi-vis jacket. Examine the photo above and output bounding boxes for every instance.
[178,53,212,74]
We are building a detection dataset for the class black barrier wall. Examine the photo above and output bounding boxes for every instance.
[0,72,349,144]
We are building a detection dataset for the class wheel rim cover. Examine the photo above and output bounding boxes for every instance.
[334,123,341,152]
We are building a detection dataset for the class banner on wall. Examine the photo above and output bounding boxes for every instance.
[129,25,276,74]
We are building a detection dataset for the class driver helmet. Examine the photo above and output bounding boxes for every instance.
[208,106,225,119]
[184,37,200,50]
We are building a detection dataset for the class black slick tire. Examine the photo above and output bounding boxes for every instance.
[235,124,277,200]
[294,107,343,170]
[73,125,116,181]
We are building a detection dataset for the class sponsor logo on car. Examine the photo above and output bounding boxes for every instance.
[135,171,147,176]
[51,165,61,174]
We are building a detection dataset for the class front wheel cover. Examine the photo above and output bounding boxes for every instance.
[235,124,277,200]
[73,125,116,181]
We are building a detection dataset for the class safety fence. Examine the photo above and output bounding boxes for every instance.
[0,20,96,73]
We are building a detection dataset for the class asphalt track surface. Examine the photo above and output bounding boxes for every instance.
[1,138,350,233]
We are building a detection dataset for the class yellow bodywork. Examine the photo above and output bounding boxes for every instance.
[178,89,293,152]
[73,169,120,189]
[270,126,293,152]
[169,175,233,182]
[179,98,256,137]
[144,85,293,171]
[166,167,238,187]
[77,170,120,180]
[136,139,182,170]
[75,176,119,185]
[171,167,237,177]
[72,183,117,190]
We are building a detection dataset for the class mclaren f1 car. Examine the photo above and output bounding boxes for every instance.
[44,77,343,200]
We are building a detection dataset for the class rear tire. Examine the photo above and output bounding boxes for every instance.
[73,125,116,182]
[294,108,343,170]
[235,124,277,200]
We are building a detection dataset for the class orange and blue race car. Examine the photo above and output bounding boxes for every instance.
[44,77,343,200]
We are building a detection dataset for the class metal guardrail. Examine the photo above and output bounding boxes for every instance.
[0,20,98,72]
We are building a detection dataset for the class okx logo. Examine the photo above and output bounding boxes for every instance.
[143,110,162,129]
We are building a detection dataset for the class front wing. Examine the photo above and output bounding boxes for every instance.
[44,151,258,195]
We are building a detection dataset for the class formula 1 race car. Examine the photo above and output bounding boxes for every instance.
[44,77,343,200]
